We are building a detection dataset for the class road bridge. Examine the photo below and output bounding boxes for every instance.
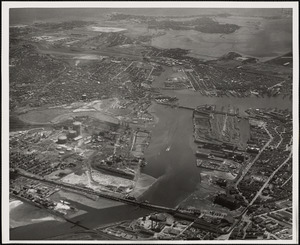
[16,169,178,214]
[15,169,225,235]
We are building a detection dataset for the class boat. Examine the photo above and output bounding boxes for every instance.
[166,146,171,151]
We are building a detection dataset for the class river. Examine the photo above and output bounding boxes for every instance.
[10,90,292,240]
[141,105,198,207]
[10,200,151,240]
[140,89,292,207]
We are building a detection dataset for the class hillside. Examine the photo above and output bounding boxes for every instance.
[265,52,292,67]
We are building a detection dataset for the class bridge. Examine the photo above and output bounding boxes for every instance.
[157,102,239,117]
[15,168,225,234]
[16,168,176,213]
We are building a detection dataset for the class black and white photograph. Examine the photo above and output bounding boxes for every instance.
[1,1,299,243]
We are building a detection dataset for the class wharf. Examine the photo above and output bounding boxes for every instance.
[93,164,135,180]
[196,159,230,173]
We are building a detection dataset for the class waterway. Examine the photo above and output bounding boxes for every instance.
[10,200,151,240]
[163,90,292,116]
[9,91,292,239]
[9,85,292,240]
[151,16,292,60]
[141,105,199,207]
[140,89,292,207]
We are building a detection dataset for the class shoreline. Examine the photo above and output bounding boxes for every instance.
[145,101,160,125]
[9,199,62,229]
[11,93,292,131]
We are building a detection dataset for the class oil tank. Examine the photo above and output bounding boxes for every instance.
[57,135,67,144]
[73,121,82,136]
[68,130,77,139]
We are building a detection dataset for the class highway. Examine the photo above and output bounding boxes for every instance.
[248,151,292,206]
[235,124,273,187]
[111,61,134,80]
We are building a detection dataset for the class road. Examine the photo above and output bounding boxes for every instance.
[281,175,292,187]
[111,61,134,80]
[183,70,197,91]
[192,68,209,90]
[175,213,203,239]
[226,149,292,239]
[274,126,284,148]
[147,66,154,80]
[235,124,273,187]
[248,151,292,206]
[221,113,228,137]
[256,206,292,217]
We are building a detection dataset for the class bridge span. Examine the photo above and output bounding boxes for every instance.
[16,169,177,214]
[15,168,225,234]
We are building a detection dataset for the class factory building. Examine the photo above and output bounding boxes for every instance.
[214,194,240,210]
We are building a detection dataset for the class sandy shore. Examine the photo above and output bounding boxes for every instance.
[10,200,60,229]
[51,190,124,210]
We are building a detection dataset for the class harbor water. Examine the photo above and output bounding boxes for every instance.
[141,91,292,206]
[10,92,292,239]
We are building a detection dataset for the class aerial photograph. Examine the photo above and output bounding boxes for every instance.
[2,2,298,243]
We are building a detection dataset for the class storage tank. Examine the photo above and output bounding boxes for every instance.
[68,130,77,139]
[72,121,82,136]
[57,135,67,144]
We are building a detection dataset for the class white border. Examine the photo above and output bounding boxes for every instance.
[1,1,300,8]
[2,1,299,244]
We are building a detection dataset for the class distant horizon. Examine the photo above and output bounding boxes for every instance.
[9,8,291,25]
